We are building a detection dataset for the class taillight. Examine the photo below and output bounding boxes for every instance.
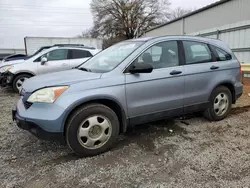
[236,57,243,82]
[235,57,242,73]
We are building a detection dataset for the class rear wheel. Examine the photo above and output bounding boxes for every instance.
[12,74,32,93]
[204,86,232,121]
[66,104,120,157]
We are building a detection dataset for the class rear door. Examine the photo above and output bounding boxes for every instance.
[182,40,216,113]
[69,49,93,68]
[37,49,71,74]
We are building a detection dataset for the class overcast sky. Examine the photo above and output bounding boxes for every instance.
[0,0,219,49]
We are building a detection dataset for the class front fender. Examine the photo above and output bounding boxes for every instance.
[55,85,127,131]
[9,70,36,76]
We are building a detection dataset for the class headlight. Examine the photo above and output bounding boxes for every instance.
[27,86,69,103]
[0,65,13,73]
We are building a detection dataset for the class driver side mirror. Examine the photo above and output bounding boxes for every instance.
[129,63,153,74]
[41,57,48,65]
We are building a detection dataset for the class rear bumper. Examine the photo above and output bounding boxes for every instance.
[236,91,242,100]
[235,82,243,101]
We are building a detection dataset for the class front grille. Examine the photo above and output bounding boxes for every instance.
[21,90,33,109]
[24,101,33,109]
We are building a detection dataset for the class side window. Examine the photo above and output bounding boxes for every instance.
[43,49,68,61]
[210,45,232,61]
[135,41,179,69]
[71,49,93,59]
[183,41,212,64]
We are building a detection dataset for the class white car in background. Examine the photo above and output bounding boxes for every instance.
[0,44,100,92]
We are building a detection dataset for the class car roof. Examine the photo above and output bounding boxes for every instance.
[128,35,216,42]
[50,46,97,52]
[128,35,230,52]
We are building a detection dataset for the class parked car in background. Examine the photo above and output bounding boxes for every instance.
[13,36,242,157]
[0,44,100,92]
[0,46,54,87]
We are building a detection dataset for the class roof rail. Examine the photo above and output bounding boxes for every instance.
[53,44,95,49]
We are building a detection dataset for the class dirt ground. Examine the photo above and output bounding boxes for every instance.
[1,86,250,188]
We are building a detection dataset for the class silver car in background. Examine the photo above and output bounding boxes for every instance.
[0,44,100,92]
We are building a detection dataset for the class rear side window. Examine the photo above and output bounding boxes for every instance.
[70,49,93,59]
[183,41,212,64]
[210,45,232,61]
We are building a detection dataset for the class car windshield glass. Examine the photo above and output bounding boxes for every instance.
[79,41,144,73]
[25,46,52,60]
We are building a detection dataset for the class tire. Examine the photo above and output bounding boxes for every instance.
[12,74,32,93]
[66,103,120,157]
[204,86,232,121]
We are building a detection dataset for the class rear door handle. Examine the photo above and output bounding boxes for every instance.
[170,70,182,75]
[210,66,219,70]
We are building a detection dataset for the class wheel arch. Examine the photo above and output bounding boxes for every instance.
[211,82,236,103]
[63,97,128,136]
[12,72,35,82]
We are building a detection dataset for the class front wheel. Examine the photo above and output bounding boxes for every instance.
[66,104,120,157]
[12,74,32,93]
[204,86,232,121]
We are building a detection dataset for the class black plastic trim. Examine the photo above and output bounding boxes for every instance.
[178,40,186,66]
[129,102,210,126]
[129,107,183,126]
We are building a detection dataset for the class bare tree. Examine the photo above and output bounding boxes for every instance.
[77,25,100,38]
[168,7,193,20]
[90,0,171,40]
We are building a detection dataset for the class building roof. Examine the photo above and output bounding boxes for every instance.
[146,0,231,33]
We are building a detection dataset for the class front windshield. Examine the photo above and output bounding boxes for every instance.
[80,41,144,73]
[25,46,51,60]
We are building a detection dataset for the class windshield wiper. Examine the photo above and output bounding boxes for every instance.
[78,67,91,72]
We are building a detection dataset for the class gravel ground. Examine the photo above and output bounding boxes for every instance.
[1,87,250,188]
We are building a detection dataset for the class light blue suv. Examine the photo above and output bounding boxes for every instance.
[13,36,243,156]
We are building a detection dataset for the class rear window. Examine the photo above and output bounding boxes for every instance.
[210,45,232,61]
[71,49,93,59]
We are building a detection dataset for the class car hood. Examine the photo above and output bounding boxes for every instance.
[22,69,102,92]
[0,59,25,67]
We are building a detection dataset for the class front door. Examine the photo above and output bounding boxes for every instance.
[125,40,185,125]
[37,49,71,75]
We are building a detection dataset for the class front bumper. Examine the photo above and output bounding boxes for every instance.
[0,73,7,87]
[0,72,13,87]
[13,99,66,140]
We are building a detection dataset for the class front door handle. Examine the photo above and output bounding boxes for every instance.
[210,66,219,70]
[170,70,182,75]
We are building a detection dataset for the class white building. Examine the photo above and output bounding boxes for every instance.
[144,0,250,63]
[0,48,25,60]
